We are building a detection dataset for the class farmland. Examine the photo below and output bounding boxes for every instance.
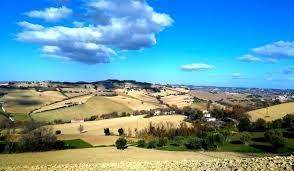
[52,115,187,146]
[247,102,294,121]
[31,96,133,122]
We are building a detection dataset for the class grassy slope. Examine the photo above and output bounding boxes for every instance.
[31,96,133,122]
[247,102,294,121]
[0,89,66,121]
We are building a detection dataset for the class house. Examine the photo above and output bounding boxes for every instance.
[154,110,161,116]
[202,110,216,122]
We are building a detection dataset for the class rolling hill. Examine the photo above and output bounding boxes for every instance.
[247,102,294,121]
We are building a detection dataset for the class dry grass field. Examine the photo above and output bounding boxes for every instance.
[0,146,258,167]
[32,94,93,114]
[106,95,162,111]
[247,102,294,121]
[0,89,66,116]
[31,96,133,122]
[161,94,193,108]
[52,115,186,146]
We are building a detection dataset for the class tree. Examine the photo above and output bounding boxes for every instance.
[115,137,128,150]
[104,128,110,136]
[264,129,286,148]
[137,140,146,147]
[282,114,294,128]
[211,109,225,119]
[240,132,251,145]
[78,125,84,133]
[269,119,283,129]
[118,128,124,136]
[185,137,203,149]
[253,118,267,131]
[237,117,251,132]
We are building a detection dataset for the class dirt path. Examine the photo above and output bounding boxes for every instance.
[0,147,261,167]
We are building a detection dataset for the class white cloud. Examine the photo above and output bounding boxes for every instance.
[238,54,262,62]
[231,73,242,79]
[17,21,44,31]
[253,41,294,57]
[181,63,214,71]
[25,6,72,22]
[17,0,172,64]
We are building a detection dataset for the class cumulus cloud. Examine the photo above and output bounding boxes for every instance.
[181,63,214,71]
[25,6,72,22]
[253,41,294,57]
[17,21,44,31]
[238,54,262,62]
[17,0,173,64]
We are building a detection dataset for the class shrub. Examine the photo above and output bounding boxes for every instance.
[118,128,124,136]
[269,119,283,129]
[264,129,287,148]
[137,140,146,147]
[18,127,58,152]
[253,118,267,131]
[104,128,110,136]
[202,133,225,150]
[237,117,251,132]
[115,137,128,150]
[55,130,61,135]
[185,137,203,149]
[157,137,168,147]
[282,114,294,128]
[240,132,251,145]
[147,140,157,149]
[78,125,84,133]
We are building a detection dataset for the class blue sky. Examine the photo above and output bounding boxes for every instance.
[1,0,294,89]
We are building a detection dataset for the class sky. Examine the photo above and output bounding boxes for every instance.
[1,0,294,89]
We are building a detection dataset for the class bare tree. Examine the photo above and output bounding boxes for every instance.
[78,124,84,133]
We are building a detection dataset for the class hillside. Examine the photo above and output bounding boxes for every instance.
[52,115,186,146]
[247,102,294,121]
[31,96,133,122]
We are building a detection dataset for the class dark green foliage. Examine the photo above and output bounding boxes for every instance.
[118,128,124,136]
[63,139,92,149]
[137,140,146,147]
[264,129,287,148]
[240,132,251,145]
[104,128,110,136]
[115,137,128,150]
[147,140,157,149]
[211,109,225,119]
[185,137,203,149]
[269,119,283,129]
[157,137,168,147]
[202,133,225,150]
[282,114,294,128]
[253,118,267,131]
[237,117,251,132]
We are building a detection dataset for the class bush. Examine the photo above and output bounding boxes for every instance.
[55,130,61,135]
[282,114,294,128]
[115,137,128,150]
[264,129,287,148]
[253,118,267,131]
[237,117,251,132]
[118,128,124,136]
[18,127,59,152]
[104,128,110,136]
[269,119,283,129]
[137,140,146,147]
[78,125,84,133]
[185,137,203,149]
[157,137,168,147]
[240,132,251,145]
[202,133,225,150]
[147,140,157,149]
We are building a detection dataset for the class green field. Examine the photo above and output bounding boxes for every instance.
[63,139,93,149]
[31,96,133,122]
